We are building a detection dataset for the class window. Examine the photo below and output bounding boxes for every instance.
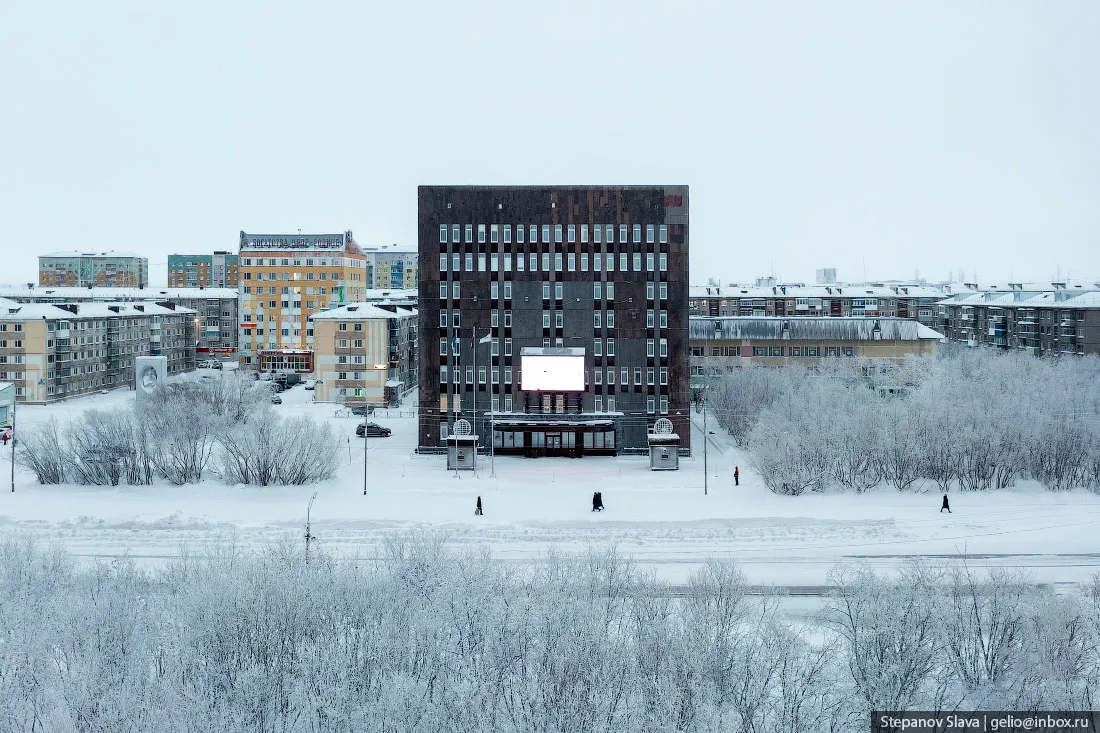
[659,225,667,243]
[478,254,486,271]
[505,337,512,356]
[567,224,576,242]
[517,253,525,271]
[660,311,667,328]
[633,253,642,272]
[491,254,499,271]
[581,224,589,243]
[440,253,448,272]
[504,253,512,271]
[594,225,602,244]
[620,253,628,272]
[594,312,602,328]
[659,253,667,271]
[491,338,499,356]
[634,367,642,385]
[646,282,654,300]
[633,224,641,243]
[581,253,589,271]
[606,282,615,300]
[452,224,460,242]
[505,394,512,411]
[440,312,448,328]
[491,367,498,383]
[465,253,473,271]
[543,311,551,328]
[440,282,448,299]
[594,282,602,300]
[530,225,537,243]
[504,225,512,243]
[606,338,615,356]
[504,310,512,327]
[478,224,486,243]
[646,253,655,271]
[542,253,550,271]
[607,396,616,412]
[542,224,551,243]
[554,311,563,328]
[452,253,460,271]
[606,225,614,243]
[517,225,525,243]
[659,282,667,300]
[440,338,448,355]
[660,395,668,414]
[530,253,537,271]
[503,281,511,299]
[453,311,460,327]
[505,366,512,382]
[646,224,655,243]
[490,226,499,244]
[621,367,629,384]
[554,253,563,271]
[465,225,473,243]
[554,282,563,300]
[647,396,655,414]
[647,339,654,357]
[595,396,603,411]
[605,253,614,272]
[647,310,654,328]
[660,367,667,385]
[567,253,576,271]
[555,224,563,243]
[660,338,668,357]
[491,281,499,299]
[594,338,602,356]
[543,282,551,300]
[466,367,474,384]
[439,225,448,243]
[491,310,499,327]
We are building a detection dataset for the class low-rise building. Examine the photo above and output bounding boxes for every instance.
[688,316,942,391]
[309,303,418,407]
[0,286,239,357]
[689,284,945,328]
[0,298,196,403]
[937,289,1100,356]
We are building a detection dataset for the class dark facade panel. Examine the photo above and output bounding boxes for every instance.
[418,185,690,454]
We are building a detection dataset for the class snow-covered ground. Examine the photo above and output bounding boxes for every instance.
[3,373,1100,590]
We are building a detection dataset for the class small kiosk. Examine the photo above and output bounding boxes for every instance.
[647,418,680,471]
[446,419,478,471]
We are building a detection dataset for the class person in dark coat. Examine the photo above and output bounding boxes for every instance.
[595,492,604,511]
[941,494,951,513]
[734,466,740,486]
[592,492,600,512]
[475,496,483,516]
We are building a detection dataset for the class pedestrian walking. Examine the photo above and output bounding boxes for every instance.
[475,496,483,516]
[940,494,951,513]
[734,466,740,486]
[592,492,600,512]
[595,492,604,512]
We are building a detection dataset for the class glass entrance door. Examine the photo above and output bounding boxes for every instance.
[546,434,562,457]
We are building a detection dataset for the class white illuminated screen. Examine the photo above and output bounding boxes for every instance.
[521,355,586,392]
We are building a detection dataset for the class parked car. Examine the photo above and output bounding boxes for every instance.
[271,395,282,404]
[356,422,391,438]
[349,405,374,416]
[304,379,315,390]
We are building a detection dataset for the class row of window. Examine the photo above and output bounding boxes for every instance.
[244,271,348,281]
[240,258,348,267]
[441,251,668,274]
[244,286,336,295]
[439,364,669,388]
[690,345,857,357]
[440,223,669,246]
[438,394,668,418]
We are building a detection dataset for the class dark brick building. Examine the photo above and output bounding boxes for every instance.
[418,185,690,457]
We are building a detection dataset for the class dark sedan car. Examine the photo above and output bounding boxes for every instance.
[356,422,391,438]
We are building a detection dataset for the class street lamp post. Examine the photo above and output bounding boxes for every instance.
[9,398,15,493]
[363,363,387,497]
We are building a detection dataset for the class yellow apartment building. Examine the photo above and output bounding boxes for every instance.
[238,231,368,372]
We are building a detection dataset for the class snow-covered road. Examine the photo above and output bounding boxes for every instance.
[3,380,1100,589]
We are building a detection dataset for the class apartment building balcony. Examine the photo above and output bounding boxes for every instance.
[55,339,70,352]
[56,328,70,339]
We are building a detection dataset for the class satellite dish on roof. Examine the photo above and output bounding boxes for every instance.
[653,417,674,435]
[454,419,472,436]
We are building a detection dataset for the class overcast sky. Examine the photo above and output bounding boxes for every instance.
[2,1,1097,287]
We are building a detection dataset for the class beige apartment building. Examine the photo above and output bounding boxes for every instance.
[309,303,417,408]
[238,231,368,372]
[0,298,195,403]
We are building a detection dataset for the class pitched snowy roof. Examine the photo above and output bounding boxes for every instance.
[689,284,946,300]
[0,301,194,320]
[689,316,943,341]
[939,290,1100,309]
[39,251,146,259]
[309,303,417,321]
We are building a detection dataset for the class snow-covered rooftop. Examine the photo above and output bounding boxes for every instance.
[689,316,943,341]
[0,300,194,320]
[938,289,1100,309]
[309,303,417,321]
[689,284,947,300]
[39,251,146,259]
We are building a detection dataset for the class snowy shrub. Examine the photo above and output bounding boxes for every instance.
[214,415,338,486]
[66,409,151,486]
[15,417,67,484]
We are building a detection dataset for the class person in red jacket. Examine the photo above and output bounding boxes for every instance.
[734,466,740,486]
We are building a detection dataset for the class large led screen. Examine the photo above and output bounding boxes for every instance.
[521,354,586,392]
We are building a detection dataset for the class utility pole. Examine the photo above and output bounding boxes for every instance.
[9,399,15,493]
[304,491,318,559]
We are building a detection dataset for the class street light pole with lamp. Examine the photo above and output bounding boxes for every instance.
[362,363,387,496]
